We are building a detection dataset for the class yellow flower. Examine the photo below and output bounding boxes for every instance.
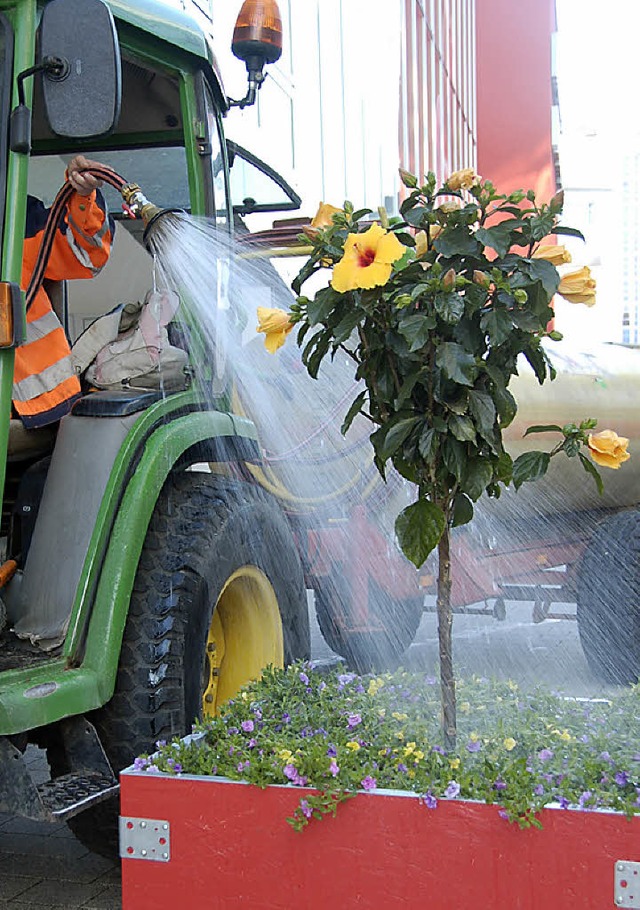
[587,429,631,470]
[438,200,462,214]
[346,741,361,751]
[503,737,517,751]
[278,749,294,762]
[331,223,407,293]
[449,757,460,769]
[459,701,471,714]
[256,306,294,353]
[311,201,342,229]
[469,732,480,742]
[395,731,405,741]
[368,678,385,696]
[557,266,596,306]
[392,712,408,721]
[414,230,428,258]
[445,168,479,191]
[413,749,424,761]
[403,742,416,757]
[557,730,572,742]
[532,243,572,266]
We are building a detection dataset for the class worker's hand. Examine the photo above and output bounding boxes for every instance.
[67,155,114,196]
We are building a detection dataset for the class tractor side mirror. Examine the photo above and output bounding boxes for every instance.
[38,0,121,138]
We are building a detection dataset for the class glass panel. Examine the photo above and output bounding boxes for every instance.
[204,88,229,226]
[27,146,190,215]
[228,143,300,215]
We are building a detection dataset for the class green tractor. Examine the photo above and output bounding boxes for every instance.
[0,0,310,853]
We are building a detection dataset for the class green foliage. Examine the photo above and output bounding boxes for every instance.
[141,663,640,831]
[290,169,605,566]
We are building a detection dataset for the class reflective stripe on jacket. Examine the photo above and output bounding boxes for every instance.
[13,190,115,428]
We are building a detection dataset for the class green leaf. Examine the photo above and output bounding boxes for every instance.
[441,436,466,481]
[468,390,496,437]
[494,385,517,427]
[523,344,547,384]
[433,225,481,257]
[476,220,523,258]
[550,225,586,241]
[379,417,421,461]
[494,450,513,483]
[306,286,341,325]
[578,451,604,495]
[452,492,474,528]
[340,391,366,435]
[448,414,476,443]
[480,308,513,346]
[523,424,562,436]
[462,458,494,501]
[436,342,478,386]
[520,258,560,299]
[332,308,364,344]
[397,313,436,351]
[434,292,465,324]
[418,426,437,460]
[512,451,551,490]
[395,499,446,568]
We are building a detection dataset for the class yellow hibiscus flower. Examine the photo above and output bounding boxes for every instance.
[557,266,596,306]
[532,243,572,266]
[445,168,479,191]
[311,202,342,229]
[331,223,407,293]
[587,429,631,469]
[256,306,294,353]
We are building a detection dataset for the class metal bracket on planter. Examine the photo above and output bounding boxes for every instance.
[119,817,171,862]
[615,861,640,908]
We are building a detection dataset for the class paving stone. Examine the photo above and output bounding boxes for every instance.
[81,884,122,909]
[0,876,37,900]
[0,832,89,859]
[13,878,104,906]
[0,817,66,836]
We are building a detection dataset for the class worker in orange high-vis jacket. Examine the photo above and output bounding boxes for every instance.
[13,155,115,428]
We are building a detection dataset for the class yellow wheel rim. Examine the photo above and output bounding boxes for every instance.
[201,566,284,717]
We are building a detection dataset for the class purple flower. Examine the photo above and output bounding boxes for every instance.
[425,676,437,686]
[444,780,460,799]
[329,760,340,777]
[253,708,262,720]
[600,751,613,763]
[534,784,545,796]
[146,764,160,774]
[318,681,327,692]
[397,763,408,774]
[498,809,509,820]
[615,771,630,787]
[558,797,570,809]
[133,757,148,771]
[632,753,640,763]
[466,740,482,753]
[283,764,298,781]
[248,738,257,749]
[347,713,362,729]
[361,776,377,791]
[299,799,312,819]
[578,790,592,808]
[241,720,255,733]
[538,749,554,763]
[327,744,338,758]
[493,779,507,791]
[422,791,438,809]
[337,673,356,689]
[281,713,291,724]
[432,745,446,756]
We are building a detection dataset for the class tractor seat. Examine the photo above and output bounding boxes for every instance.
[7,419,56,461]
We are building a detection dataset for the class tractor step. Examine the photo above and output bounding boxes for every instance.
[0,716,118,822]
[37,770,118,820]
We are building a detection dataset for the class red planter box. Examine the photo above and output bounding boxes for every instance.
[120,770,640,909]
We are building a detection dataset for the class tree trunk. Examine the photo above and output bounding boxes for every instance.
[436,525,456,751]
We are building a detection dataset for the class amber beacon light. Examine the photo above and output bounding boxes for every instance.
[229,0,283,108]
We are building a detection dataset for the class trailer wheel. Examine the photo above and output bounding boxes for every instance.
[58,473,310,856]
[576,510,640,684]
[314,576,423,673]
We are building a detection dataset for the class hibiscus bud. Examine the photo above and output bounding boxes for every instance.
[473,270,490,288]
[414,230,428,258]
[550,190,565,213]
[548,330,563,341]
[442,268,456,290]
[509,190,525,204]
[513,289,528,304]
[377,206,389,229]
[399,168,418,188]
[445,168,478,192]
[395,294,412,309]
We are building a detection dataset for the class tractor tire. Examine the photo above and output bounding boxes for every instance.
[58,472,310,856]
[576,509,640,685]
[315,576,423,673]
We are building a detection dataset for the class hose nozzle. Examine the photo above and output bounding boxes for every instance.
[121,183,162,225]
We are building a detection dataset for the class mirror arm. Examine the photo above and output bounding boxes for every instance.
[16,56,68,106]
[10,57,69,153]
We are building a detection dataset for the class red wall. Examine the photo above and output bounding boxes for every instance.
[476,0,557,202]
